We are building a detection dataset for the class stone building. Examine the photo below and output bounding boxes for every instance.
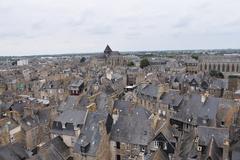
[39,80,66,101]
[199,55,240,76]
[94,45,128,68]
[110,106,164,160]
[51,110,88,147]
[73,112,113,160]
[228,75,240,92]
[0,117,22,146]
[29,136,72,160]
[126,67,145,87]
[135,83,168,113]
[21,116,40,151]
[104,45,128,67]
[185,59,198,74]
[68,79,84,96]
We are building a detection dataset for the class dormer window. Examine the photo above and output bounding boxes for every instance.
[65,122,74,130]
[221,121,225,127]
[203,119,207,124]
[163,142,168,150]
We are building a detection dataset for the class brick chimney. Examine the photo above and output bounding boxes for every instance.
[223,138,229,160]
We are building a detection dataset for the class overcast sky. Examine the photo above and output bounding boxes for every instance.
[0,0,240,56]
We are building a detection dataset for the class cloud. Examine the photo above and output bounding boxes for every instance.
[86,25,113,35]
[0,0,240,55]
[173,16,193,28]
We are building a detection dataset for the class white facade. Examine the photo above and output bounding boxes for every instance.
[17,59,28,66]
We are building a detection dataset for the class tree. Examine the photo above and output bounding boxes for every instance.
[80,57,86,63]
[210,70,224,79]
[140,58,150,68]
[127,61,135,67]
[191,54,199,60]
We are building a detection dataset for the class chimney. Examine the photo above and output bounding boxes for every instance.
[99,120,107,135]
[201,91,209,103]
[158,84,165,99]
[223,138,229,160]
[201,94,206,103]
[150,113,159,130]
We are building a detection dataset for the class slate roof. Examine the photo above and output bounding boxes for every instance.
[69,79,84,88]
[10,101,26,114]
[231,140,240,160]
[58,95,79,112]
[205,137,222,160]
[197,126,229,148]
[0,143,29,160]
[210,79,228,89]
[179,130,197,159]
[21,115,39,131]
[41,80,64,90]
[113,100,133,115]
[172,93,222,126]
[55,110,87,127]
[139,84,159,98]
[32,136,70,160]
[170,74,202,85]
[110,107,153,145]
[95,92,109,113]
[74,112,110,156]
[160,90,183,109]
[112,73,123,81]
[38,109,51,124]
[78,95,90,109]
[104,45,112,54]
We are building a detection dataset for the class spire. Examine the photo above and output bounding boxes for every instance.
[104,45,112,54]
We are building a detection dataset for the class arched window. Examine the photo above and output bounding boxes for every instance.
[217,64,220,71]
[209,64,212,70]
[232,64,235,72]
[237,64,239,72]
[213,64,216,70]
[205,64,207,70]
[222,64,225,72]
[226,64,230,72]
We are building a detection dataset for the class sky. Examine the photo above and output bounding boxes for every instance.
[0,0,240,56]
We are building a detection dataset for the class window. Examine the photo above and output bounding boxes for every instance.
[162,110,166,116]
[154,141,159,148]
[222,64,225,72]
[116,142,120,149]
[71,137,75,145]
[141,146,145,152]
[226,64,230,72]
[221,121,225,126]
[163,142,168,150]
[116,155,121,160]
[232,65,235,72]
[158,110,161,115]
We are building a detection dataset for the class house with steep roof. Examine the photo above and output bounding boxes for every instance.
[0,143,29,160]
[51,110,88,147]
[73,112,113,160]
[135,83,168,113]
[68,79,84,96]
[110,104,166,160]
[30,136,72,160]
